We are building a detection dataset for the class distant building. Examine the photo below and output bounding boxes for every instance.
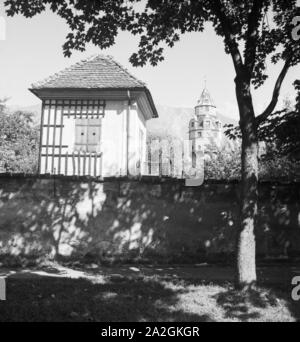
[189,86,223,156]
[30,55,158,177]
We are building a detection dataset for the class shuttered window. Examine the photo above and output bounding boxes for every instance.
[75,118,102,152]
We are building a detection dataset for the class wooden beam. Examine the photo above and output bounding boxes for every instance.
[63,113,105,117]
[51,103,58,174]
[83,151,87,176]
[77,151,81,176]
[126,100,130,176]
[65,152,68,175]
[43,125,64,128]
[72,152,75,176]
[94,153,97,177]
[88,153,92,176]
[42,145,68,148]
[45,103,51,173]
[38,101,45,174]
[99,152,103,178]
[58,103,64,175]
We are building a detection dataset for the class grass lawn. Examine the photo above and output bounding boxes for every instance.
[0,263,299,322]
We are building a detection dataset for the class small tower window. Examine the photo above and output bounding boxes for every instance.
[198,132,202,138]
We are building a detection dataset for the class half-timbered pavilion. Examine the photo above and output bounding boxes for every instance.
[30,55,158,177]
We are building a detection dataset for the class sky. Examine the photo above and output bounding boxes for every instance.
[0,2,299,121]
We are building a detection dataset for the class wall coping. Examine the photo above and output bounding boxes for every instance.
[0,173,299,186]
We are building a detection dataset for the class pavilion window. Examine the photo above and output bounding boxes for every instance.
[75,118,102,152]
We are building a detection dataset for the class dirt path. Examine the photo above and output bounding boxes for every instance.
[1,263,299,286]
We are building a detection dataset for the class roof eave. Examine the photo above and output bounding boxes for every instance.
[143,87,158,118]
[29,86,158,119]
[29,88,40,99]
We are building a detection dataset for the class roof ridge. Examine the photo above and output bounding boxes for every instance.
[31,54,147,90]
[106,55,146,87]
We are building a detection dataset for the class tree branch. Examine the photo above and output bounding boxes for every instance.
[244,0,264,75]
[212,0,244,75]
[255,55,292,126]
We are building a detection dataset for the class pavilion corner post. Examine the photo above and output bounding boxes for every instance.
[38,101,45,174]
[126,91,131,177]
[235,75,258,288]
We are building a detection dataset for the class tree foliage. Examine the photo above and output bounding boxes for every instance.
[205,144,241,181]
[225,80,300,160]
[205,142,300,181]
[0,103,39,173]
[5,1,300,140]
[5,1,299,87]
[0,98,8,115]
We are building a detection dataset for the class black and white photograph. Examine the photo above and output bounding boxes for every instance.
[0,0,300,326]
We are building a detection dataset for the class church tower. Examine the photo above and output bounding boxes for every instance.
[189,84,223,154]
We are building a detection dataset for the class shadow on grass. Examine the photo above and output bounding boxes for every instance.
[0,272,213,322]
[215,287,278,321]
[1,265,299,322]
[214,282,300,322]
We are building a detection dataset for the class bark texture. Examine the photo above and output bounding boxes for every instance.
[235,74,258,287]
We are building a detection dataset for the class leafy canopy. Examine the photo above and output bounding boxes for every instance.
[5,0,300,89]
[225,80,300,159]
[204,142,300,181]
[0,101,39,173]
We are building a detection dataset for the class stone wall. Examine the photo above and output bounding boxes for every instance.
[0,175,299,264]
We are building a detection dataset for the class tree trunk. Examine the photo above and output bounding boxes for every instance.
[235,75,258,289]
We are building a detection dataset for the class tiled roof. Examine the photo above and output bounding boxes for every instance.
[31,55,146,89]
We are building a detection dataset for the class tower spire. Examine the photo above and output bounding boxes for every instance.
[196,80,216,108]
